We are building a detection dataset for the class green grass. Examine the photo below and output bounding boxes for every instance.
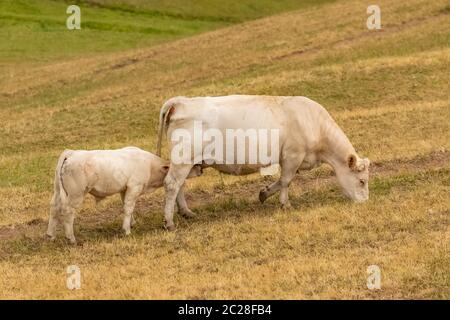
[0,0,336,62]
[0,0,223,62]
[73,0,337,22]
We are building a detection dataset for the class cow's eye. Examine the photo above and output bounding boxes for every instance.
[359,179,365,186]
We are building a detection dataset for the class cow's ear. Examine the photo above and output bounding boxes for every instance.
[347,154,357,170]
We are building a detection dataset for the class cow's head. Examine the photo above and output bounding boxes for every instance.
[336,154,370,203]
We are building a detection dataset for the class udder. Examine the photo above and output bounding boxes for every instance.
[207,164,261,176]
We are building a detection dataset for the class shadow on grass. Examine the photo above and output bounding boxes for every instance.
[1,166,447,258]
[0,183,346,256]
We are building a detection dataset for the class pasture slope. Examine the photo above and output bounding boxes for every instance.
[0,0,449,299]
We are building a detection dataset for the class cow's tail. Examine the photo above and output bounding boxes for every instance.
[156,97,183,157]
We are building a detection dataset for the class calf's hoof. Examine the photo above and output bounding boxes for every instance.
[46,233,56,241]
[66,237,77,245]
[165,223,176,232]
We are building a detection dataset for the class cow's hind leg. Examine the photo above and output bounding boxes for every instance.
[176,184,196,218]
[164,164,193,231]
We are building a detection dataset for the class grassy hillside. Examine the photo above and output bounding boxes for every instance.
[0,0,334,62]
[0,0,449,299]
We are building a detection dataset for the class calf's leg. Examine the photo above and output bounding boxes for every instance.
[122,186,142,235]
[61,207,76,244]
[121,191,136,227]
[62,192,84,244]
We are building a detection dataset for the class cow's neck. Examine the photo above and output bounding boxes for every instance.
[319,121,355,170]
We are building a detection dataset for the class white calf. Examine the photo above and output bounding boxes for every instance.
[47,147,201,243]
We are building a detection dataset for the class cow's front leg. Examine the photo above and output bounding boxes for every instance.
[278,158,303,209]
[122,186,142,235]
[259,180,281,203]
[164,164,193,231]
[176,184,196,218]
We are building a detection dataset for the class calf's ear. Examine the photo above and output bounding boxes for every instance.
[160,165,170,175]
[347,154,357,170]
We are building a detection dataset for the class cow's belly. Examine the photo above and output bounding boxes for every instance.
[206,164,261,176]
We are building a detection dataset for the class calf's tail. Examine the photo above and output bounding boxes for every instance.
[48,149,73,237]
[54,149,73,205]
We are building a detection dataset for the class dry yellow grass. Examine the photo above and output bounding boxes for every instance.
[0,0,449,299]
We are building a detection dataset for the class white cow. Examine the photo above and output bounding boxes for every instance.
[47,147,202,243]
[157,95,370,230]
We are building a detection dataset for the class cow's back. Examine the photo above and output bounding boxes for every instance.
[168,95,330,149]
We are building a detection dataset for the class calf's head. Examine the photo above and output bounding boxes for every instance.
[153,164,203,188]
[336,154,370,203]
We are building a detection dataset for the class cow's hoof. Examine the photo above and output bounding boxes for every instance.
[164,223,176,231]
[259,189,268,203]
[180,209,196,219]
[45,234,56,241]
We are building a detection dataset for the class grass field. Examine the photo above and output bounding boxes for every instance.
[0,0,449,299]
